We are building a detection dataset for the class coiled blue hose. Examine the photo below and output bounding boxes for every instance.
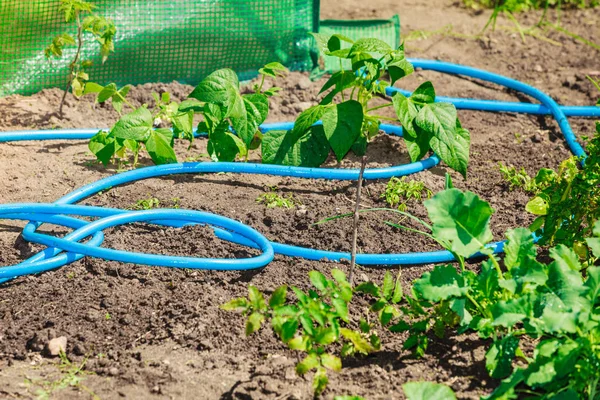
[0,60,594,283]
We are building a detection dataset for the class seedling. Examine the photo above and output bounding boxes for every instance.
[130,196,161,210]
[497,162,540,193]
[256,189,296,209]
[381,177,432,211]
[45,0,116,115]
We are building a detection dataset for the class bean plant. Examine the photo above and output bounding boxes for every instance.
[45,0,116,115]
[86,34,471,177]
[225,186,600,398]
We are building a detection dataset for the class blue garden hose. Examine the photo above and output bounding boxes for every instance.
[0,60,595,284]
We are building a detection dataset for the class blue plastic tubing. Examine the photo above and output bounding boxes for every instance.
[0,59,595,283]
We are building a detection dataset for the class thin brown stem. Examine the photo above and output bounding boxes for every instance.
[59,13,84,116]
[349,156,367,286]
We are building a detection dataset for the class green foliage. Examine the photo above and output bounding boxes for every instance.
[381,177,432,211]
[497,162,542,193]
[525,128,600,261]
[402,382,456,400]
[45,0,116,113]
[256,189,297,209]
[464,0,599,12]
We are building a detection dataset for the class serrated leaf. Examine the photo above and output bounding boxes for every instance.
[315,327,337,345]
[313,368,329,397]
[309,271,329,292]
[245,312,264,335]
[332,298,349,322]
[354,281,380,297]
[320,354,342,371]
[424,188,494,258]
[220,297,249,311]
[248,285,266,311]
[269,286,287,308]
[340,328,375,355]
[402,382,456,400]
[280,318,298,342]
[296,354,319,375]
[392,273,403,303]
[382,271,395,300]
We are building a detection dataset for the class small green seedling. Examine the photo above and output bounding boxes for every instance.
[130,196,161,210]
[256,189,297,209]
[45,0,116,115]
[497,162,540,193]
[381,177,432,211]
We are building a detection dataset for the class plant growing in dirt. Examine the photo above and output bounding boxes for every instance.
[44,0,116,115]
[221,269,382,397]
[256,188,297,209]
[524,125,600,260]
[262,34,470,176]
[87,62,286,167]
[381,177,432,211]
[497,162,541,193]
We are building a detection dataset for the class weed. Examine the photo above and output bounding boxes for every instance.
[130,196,160,210]
[497,162,540,193]
[256,191,296,209]
[24,352,98,400]
[381,177,432,211]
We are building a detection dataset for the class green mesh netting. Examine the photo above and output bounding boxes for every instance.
[0,0,319,97]
[318,16,400,72]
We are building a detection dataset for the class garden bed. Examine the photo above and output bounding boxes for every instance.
[0,0,598,398]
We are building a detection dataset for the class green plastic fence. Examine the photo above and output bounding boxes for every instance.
[0,0,320,97]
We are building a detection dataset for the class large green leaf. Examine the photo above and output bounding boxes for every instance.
[145,128,177,165]
[504,228,536,270]
[231,93,269,147]
[402,382,456,400]
[293,105,332,135]
[111,106,153,141]
[348,38,392,57]
[392,92,418,138]
[411,81,436,104]
[88,130,117,166]
[262,126,330,167]
[403,125,432,162]
[188,68,241,117]
[416,103,469,177]
[207,122,244,162]
[424,189,494,258]
[321,100,363,161]
[486,335,519,379]
[413,264,468,302]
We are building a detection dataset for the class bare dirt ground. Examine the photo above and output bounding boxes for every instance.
[0,0,599,399]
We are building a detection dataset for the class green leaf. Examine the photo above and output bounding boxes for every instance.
[340,328,375,355]
[425,188,493,258]
[313,368,329,397]
[178,99,204,112]
[269,286,287,308]
[392,92,418,138]
[261,126,330,167]
[97,83,118,103]
[525,196,549,215]
[220,297,249,312]
[296,354,319,375]
[280,318,299,342]
[258,61,287,78]
[550,245,583,272]
[172,111,194,138]
[245,312,264,335]
[491,296,531,327]
[248,285,266,311]
[354,281,380,297]
[411,81,436,104]
[413,264,468,302]
[207,122,243,162]
[293,105,332,135]
[403,125,433,162]
[111,107,153,141]
[504,228,536,270]
[486,335,519,379]
[483,369,526,400]
[320,354,342,372]
[546,254,589,312]
[83,82,104,95]
[327,34,354,53]
[315,327,337,345]
[387,56,414,85]
[112,85,131,115]
[348,38,392,57]
[416,103,469,177]
[145,129,177,165]
[231,93,269,146]
[331,269,349,286]
[381,271,395,300]
[288,335,309,351]
[402,382,456,400]
[587,237,600,258]
[332,298,349,322]
[88,130,117,166]
[309,271,329,292]
[189,68,240,116]
[585,266,600,303]
[321,100,363,162]
[392,273,403,303]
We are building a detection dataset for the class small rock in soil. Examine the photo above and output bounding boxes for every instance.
[46,336,67,357]
[296,77,312,90]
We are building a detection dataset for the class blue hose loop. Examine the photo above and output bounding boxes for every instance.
[0,204,274,281]
[0,59,597,284]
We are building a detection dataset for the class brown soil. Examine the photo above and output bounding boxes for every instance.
[0,1,599,399]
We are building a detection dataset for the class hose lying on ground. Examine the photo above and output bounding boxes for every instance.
[0,60,594,283]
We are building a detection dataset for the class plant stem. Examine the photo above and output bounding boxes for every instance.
[59,13,83,116]
[367,103,393,112]
[349,156,367,286]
